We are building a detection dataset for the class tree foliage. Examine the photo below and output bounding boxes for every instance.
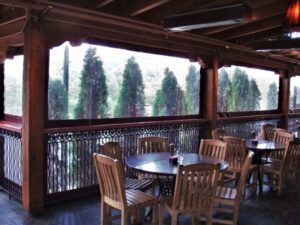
[290,86,300,109]
[152,68,185,116]
[218,68,231,111]
[48,79,68,119]
[248,78,261,110]
[267,82,278,109]
[229,68,250,111]
[74,47,108,118]
[185,65,200,114]
[63,44,69,116]
[114,57,145,117]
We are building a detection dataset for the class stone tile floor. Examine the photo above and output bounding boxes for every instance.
[1,182,300,225]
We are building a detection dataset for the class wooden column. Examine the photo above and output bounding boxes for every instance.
[0,52,5,120]
[201,55,219,137]
[278,70,290,129]
[22,17,47,213]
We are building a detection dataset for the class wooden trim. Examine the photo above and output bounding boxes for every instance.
[22,16,46,214]
[4,114,22,123]
[44,118,209,134]
[217,113,283,122]
[0,121,21,133]
[0,62,4,120]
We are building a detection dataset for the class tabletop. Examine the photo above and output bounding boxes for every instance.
[245,139,285,152]
[125,152,228,176]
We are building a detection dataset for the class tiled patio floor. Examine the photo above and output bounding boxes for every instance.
[1,182,300,225]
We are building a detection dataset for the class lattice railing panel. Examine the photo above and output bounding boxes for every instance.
[46,122,207,200]
[217,117,282,139]
[288,115,300,132]
[0,129,22,200]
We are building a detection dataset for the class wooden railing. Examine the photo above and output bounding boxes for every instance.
[44,119,209,203]
[0,122,22,201]
[217,114,283,139]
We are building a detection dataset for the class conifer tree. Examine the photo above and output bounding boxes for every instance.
[267,82,278,109]
[218,68,231,111]
[185,65,200,114]
[74,47,108,118]
[248,78,261,110]
[48,79,68,119]
[114,57,145,117]
[63,44,69,115]
[152,68,185,116]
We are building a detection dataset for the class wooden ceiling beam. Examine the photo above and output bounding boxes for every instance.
[0,17,26,37]
[251,39,300,51]
[212,14,284,40]
[96,0,115,9]
[199,0,287,36]
[0,32,23,51]
[124,0,170,17]
[231,27,284,45]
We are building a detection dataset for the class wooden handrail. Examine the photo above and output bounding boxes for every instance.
[44,118,209,134]
[0,121,22,133]
[217,113,283,122]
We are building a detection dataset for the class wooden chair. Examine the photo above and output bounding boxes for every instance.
[137,136,173,154]
[199,139,228,161]
[93,153,158,225]
[211,128,226,140]
[274,128,289,133]
[159,164,220,225]
[222,136,257,188]
[137,136,174,183]
[261,123,275,141]
[263,140,300,195]
[213,151,254,225]
[269,130,294,162]
[100,141,153,192]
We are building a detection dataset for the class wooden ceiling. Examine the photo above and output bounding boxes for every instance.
[1,0,300,67]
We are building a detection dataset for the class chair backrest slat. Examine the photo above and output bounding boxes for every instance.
[283,140,300,172]
[262,124,275,141]
[223,136,246,169]
[172,164,219,212]
[272,131,294,160]
[237,151,254,200]
[93,154,126,208]
[199,139,228,160]
[211,128,225,140]
[137,136,169,154]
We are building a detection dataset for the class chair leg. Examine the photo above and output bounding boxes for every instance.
[171,214,178,225]
[233,206,240,225]
[101,202,109,225]
[159,205,164,225]
[152,204,158,225]
[121,210,128,225]
[278,176,283,195]
[207,212,213,225]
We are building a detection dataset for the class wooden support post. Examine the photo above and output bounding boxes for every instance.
[201,55,219,137]
[22,17,47,213]
[278,70,290,129]
[0,52,5,120]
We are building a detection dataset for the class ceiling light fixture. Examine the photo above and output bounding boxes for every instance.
[285,0,300,31]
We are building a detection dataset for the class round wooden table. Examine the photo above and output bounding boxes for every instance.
[245,139,285,195]
[126,152,228,196]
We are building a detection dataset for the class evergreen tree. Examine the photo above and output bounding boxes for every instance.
[229,68,249,111]
[248,78,261,110]
[63,44,69,116]
[218,68,231,111]
[291,86,300,109]
[267,82,278,109]
[48,79,68,119]
[152,68,185,116]
[185,65,200,114]
[114,57,145,117]
[74,47,108,118]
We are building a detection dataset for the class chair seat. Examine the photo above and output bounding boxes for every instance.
[125,189,157,207]
[124,178,152,192]
[215,186,237,200]
[228,164,257,173]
